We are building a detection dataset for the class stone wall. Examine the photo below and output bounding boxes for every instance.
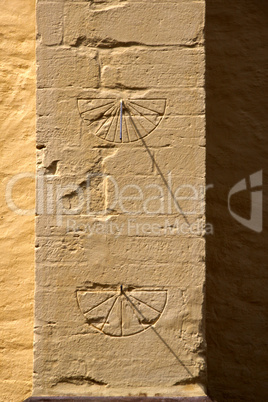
[1,1,267,402]
[34,0,206,397]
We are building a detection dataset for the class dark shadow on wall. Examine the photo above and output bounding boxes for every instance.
[206,1,268,401]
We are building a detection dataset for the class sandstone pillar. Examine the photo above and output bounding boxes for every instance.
[34,0,206,398]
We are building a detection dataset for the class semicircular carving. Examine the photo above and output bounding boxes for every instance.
[77,287,167,337]
[78,98,166,143]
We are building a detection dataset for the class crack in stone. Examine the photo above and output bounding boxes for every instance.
[72,35,146,49]
[71,35,200,50]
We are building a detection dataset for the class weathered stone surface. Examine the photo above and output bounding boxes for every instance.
[101,49,205,89]
[81,114,206,149]
[102,146,205,176]
[35,230,205,285]
[36,87,204,149]
[37,3,63,46]
[37,47,100,88]
[36,89,82,147]
[64,3,205,46]
[35,0,206,398]
[36,213,206,239]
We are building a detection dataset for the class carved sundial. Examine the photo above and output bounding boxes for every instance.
[78,98,166,143]
[77,286,167,337]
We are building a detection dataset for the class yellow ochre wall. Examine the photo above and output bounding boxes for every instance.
[0,1,35,401]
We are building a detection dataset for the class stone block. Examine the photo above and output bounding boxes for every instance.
[34,280,205,394]
[37,46,100,89]
[37,2,63,46]
[64,3,205,47]
[35,0,206,397]
[104,174,205,216]
[102,146,205,177]
[101,49,205,89]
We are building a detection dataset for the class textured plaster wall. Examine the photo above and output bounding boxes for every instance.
[0,1,35,401]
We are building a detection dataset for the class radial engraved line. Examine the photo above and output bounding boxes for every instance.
[100,295,119,331]
[129,294,162,314]
[112,104,121,142]
[95,104,117,137]
[95,117,111,137]
[127,107,149,140]
[104,104,118,142]
[127,105,152,135]
[98,102,117,118]
[81,103,116,128]
[123,293,147,328]
[124,110,132,143]
[80,100,114,115]
[83,294,116,315]
[123,109,130,142]
[120,298,123,336]
[130,99,165,115]
[128,102,157,127]
[125,108,140,140]
[94,107,115,136]
[127,102,157,127]
[132,113,150,137]
[104,103,118,117]
[104,104,120,141]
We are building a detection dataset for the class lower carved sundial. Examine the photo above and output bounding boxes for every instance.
[77,286,167,337]
[78,98,166,143]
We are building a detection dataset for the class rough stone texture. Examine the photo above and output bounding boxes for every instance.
[64,2,204,47]
[206,1,268,402]
[0,1,35,401]
[35,0,206,397]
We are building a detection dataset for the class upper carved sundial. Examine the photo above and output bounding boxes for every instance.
[78,98,166,143]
